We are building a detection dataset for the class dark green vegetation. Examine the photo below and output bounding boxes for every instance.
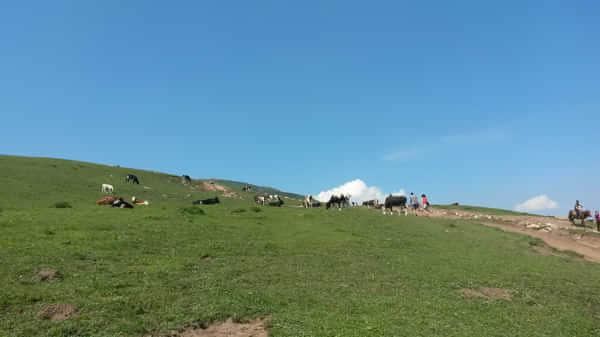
[2,155,600,336]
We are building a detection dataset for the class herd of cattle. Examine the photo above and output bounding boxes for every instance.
[96,173,419,215]
[303,194,411,215]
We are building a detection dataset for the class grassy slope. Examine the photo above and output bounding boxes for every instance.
[434,204,535,217]
[1,156,600,337]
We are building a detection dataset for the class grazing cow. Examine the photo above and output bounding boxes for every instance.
[111,198,134,209]
[96,195,118,205]
[303,195,314,208]
[268,196,284,207]
[362,199,379,208]
[383,195,408,215]
[255,195,283,206]
[192,197,220,205]
[101,184,114,194]
[131,196,150,206]
[181,175,192,185]
[242,184,252,192]
[125,174,140,184]
[255,195,267,206]
[326,195,348,210]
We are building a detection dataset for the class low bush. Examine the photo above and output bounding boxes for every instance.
[181,207,205,215]
[53,202,72,209]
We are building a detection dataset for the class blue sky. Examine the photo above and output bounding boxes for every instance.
[1,1,598,214]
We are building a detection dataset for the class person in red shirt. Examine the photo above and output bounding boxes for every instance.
[421,194,430,211]
[595,211,600,232]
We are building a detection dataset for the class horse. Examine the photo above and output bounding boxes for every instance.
[125,174,140,184]
[568,209,591,225]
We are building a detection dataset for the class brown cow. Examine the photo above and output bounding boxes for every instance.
[97,196,118,205]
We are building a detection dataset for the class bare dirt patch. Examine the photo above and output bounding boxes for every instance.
[461,288,512,301]
[37,268,61,281]
[38,303,77,321]
[195,181,238,198]
[152,317,270,337]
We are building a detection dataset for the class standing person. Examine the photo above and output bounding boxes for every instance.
[421,194,430,211]
[575,200,583,218]
[595,211,600,232]
[410,193,419,214]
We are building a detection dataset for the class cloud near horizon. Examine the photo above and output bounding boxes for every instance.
[315,179,405,203]
[515,194,558,212]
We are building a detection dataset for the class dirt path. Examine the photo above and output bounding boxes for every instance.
[426,207,600,263]
[481,222,600,263]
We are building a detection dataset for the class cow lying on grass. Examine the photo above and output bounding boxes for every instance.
[111,198,134,209]
[131,196,150,206]
[192,197,220,205]
[96,196,118,205]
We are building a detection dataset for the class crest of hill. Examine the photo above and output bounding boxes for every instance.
[0,155,301,209]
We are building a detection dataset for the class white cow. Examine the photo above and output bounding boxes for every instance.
[303,195,313,208]
[102,184,114,194]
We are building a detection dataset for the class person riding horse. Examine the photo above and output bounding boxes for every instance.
[575,200,583,218]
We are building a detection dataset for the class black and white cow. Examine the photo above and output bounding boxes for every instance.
[362,199,379,208]
[125,174,140,184]
[182,175,192,185]
[192,197,220,205]
[383,195,408,215]
[326,195,348,210]
[111,198,134,209]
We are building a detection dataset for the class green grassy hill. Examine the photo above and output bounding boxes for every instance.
[0,155,301,210]
[2,155,600,337]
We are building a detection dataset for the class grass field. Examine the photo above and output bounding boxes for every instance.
[2,155,600,337]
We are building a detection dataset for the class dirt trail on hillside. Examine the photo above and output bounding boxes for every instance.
[426,208,600,263]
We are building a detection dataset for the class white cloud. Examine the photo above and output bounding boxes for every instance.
[515,195,558,212]
[315,179,405,203]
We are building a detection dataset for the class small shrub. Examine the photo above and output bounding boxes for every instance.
[231,208,247,214]
[528,238,543,247]
[251,207,262,213]
[53,202,72,209]
[181,207,205,215]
